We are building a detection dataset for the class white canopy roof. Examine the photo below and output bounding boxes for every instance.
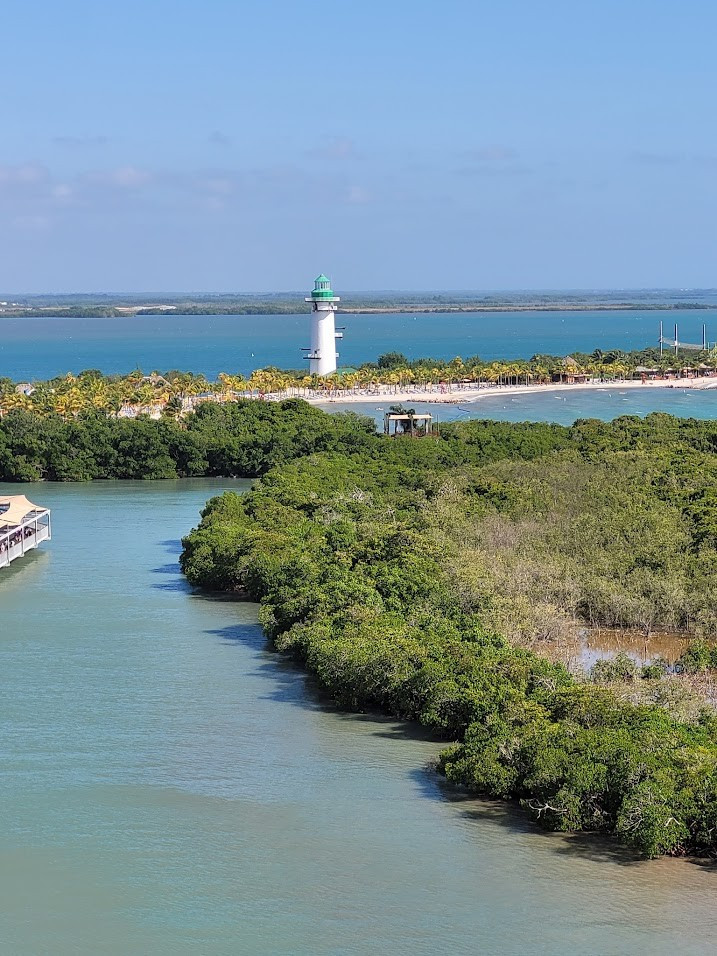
[0,495,48,528]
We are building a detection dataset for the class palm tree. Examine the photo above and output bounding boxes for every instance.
[83,378,113,413]
[53,386,85,419]
[248,368,282,396]
[161,396,183,419]
[216,372,234,401]
[0,392,31,416]
[530,363,550,384]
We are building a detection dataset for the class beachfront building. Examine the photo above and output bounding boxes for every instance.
[552,356,591,384]
[0,495,51,568]
[634,365,661,381]
[303,274,342,375]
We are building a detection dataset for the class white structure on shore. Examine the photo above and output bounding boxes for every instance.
[0,495,51,568]
[303,274,342,376]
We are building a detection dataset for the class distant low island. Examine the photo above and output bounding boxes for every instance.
[0,289,715,318]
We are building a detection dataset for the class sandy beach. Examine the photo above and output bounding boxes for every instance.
[304,376,717,406]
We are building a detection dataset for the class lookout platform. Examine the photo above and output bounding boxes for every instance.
[0,495,51,568]
[383,412,434,437]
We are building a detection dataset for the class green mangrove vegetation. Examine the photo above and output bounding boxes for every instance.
[6,392,717,856]
[0,400,375,481]
[178,404,717,858]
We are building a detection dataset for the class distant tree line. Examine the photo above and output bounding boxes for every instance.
[4,292,714,317]
[0,400,376,481]
[2,347,715,421]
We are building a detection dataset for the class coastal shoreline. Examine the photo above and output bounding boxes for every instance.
[306,375,717,407]
[336,303,716,315]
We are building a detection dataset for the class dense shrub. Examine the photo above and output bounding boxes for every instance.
[8,397,717,856]
[180,414,717,857]
[0,401,377,481]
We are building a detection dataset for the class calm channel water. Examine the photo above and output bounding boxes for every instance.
[1,480,715,954]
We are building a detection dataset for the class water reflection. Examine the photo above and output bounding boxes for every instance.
[555,627,690,670]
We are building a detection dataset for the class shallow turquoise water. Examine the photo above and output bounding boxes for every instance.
[321,383,717,426]
[0,308,715,380]
[0,480,715,954]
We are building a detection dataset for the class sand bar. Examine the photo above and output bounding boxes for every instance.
[301,376,717,406]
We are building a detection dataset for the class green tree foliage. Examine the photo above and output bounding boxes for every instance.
[7,391,717,856]
[377,351,410,369]
[0,400,376,481]
[179,408,717,858]
[676,640,717,673]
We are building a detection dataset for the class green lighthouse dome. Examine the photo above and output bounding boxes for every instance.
[311,274,334,299]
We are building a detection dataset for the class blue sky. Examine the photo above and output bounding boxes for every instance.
[1,0,715,292]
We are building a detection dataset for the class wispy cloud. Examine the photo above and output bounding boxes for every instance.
[12,213,51,231]
[84,166,153,188]
[462,146,517,163]
[455,146,531,178]
[0,164,50,187]
[456,163,531,178]
[628,150,717,169]
[197,174,236,195]
[346,184,371,204]
[53,135,109,148]
[0,158,380,231]
[208,130,232,147]
[629,150,682,166]
[51,183,74,202]
[308,137,358,161]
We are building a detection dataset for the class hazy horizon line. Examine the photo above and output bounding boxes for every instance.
[3,287,717,299]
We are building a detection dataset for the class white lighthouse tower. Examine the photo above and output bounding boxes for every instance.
[304,274,341,376]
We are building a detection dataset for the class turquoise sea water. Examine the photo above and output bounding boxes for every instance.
[320,383,717,426]
[0,308,715,381]
[4,309,717,426]
[1,480,716,955]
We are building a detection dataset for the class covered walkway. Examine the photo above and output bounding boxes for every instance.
[0,495,51,568]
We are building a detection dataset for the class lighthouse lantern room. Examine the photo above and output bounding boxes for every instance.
[303,274,341,376]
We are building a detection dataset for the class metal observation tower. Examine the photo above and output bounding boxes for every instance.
[303,274,342,375]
